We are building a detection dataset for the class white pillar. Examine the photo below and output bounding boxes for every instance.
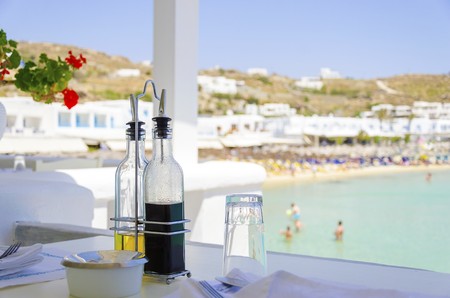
[153,0,199,166]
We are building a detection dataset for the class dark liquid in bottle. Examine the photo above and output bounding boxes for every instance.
[144,202,185,274]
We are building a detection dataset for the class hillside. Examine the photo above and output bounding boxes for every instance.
[1,42,154,101]
[199,68,450,117]
[1,42,449,117]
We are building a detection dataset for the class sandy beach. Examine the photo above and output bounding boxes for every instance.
[264,163,450,184]
[37,144,450,186]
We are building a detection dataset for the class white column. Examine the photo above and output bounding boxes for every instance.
[153,0,199,166]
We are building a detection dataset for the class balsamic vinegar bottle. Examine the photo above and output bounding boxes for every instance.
[114,120,148,253]
[143,112,185,274]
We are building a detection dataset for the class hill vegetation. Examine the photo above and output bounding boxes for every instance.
[1,42,449,117]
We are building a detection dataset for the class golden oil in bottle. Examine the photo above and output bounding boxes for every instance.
[114,232,145,253]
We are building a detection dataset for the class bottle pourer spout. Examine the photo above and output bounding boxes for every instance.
[158,89,167,117]
[130,94,138,122]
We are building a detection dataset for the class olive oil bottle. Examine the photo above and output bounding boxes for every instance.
[114,98,148,253]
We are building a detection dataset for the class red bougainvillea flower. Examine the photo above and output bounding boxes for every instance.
[0,68,10,80]
[80,54,86,64]
[62,88,79,109]
[65,51,86,69]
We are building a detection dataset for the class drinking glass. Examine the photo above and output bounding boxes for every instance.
[223,193,267,277]
[13,155,26,171]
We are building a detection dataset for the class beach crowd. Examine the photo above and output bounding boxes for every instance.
[201,143,450,177]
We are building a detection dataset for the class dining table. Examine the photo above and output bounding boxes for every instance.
[1,235,449,297]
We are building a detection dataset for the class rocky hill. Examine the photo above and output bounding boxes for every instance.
[1,42,449,117]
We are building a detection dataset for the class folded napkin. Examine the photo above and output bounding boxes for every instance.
[164,269,248,298]
[0,245,67,289]
[0,244,43,277]
[166,269,444,298]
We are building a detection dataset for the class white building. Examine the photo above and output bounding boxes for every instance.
[366,101,450,120]
[412,101,443,119]
[362,102,450,120]
[4,97,450,154]
[113,68,141,78]
[320,67,341,79]
[284,115,450,140]
[1,97,153,142]
[294,77,324,90]
[197,75,238,95]
[198,114,265,136]
[246,103,296,117]
[441,103,450,119]
[393,105,412,118]
[140,60,152,67]
[247,68,269,76]
[363,104,412,119]
[371,104,395,116]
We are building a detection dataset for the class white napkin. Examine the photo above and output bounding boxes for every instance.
[0,246,67,289]
[0,244,43,277]
[234,270,442,298]
[166,269,444,298]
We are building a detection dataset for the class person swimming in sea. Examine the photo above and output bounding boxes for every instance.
[280,225,293,240]
[290,203,302,232]
[335,220,344,241]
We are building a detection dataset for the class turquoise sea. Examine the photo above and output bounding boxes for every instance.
[262,168,450,274]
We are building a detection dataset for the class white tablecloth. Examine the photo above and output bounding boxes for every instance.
[0,236,449,297]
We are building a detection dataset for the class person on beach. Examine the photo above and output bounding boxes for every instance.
[289,162,296,176]
[280,225,293,240]
[312,164,318,177]
[290,203,302,232]
[426,172,432,182]
[335,220,344,241]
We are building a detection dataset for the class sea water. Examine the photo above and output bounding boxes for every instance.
[262,169,450,274]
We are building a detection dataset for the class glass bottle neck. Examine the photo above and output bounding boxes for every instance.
[125,137,146,158]
[152,138,173,159]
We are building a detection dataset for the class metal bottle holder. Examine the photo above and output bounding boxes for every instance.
[111,80,191,284]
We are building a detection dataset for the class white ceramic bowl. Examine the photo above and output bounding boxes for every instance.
[61,250,148,298]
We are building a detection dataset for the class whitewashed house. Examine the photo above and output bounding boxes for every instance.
[1,97,154,149]
[294,76,324,90]
[412,101,443,119]
[371,104,395,116]
[441,103,450,119]
[246,103,295,117]
[247,68,269,76]
[393,105,412,118]
[113,68,141,77]
[320,67,342,79]
[197,75,238,94]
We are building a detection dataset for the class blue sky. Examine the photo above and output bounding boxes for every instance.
[1,0,449,79]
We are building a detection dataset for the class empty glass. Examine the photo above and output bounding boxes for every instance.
[13,155,26,171]
[223,193,267,277]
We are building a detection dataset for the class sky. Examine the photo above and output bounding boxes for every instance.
[1,0,449,79]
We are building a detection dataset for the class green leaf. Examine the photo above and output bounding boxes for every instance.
[9,49,21,68]
[46,59,58,81]
[8,39,17,48]
[0,30,7,46]
[39,53,48,63]
[14,68,32,91]
[24,60,36,68]
[55,79,68,91]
